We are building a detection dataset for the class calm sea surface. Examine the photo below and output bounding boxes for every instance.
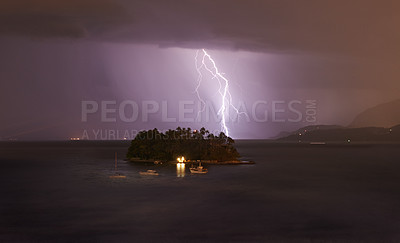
[1,141,400,242]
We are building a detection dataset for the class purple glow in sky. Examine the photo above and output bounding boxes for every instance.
[1,42,398,140]
[1,0,400,140]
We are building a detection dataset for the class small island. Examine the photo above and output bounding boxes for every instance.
[127,127,252,164]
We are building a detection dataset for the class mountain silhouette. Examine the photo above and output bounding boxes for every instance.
[350,99,400,128]
[277,124,400,142]
[272,125,343,139]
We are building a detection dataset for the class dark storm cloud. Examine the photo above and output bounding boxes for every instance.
[0,0,131,38]
[1,0,399,58]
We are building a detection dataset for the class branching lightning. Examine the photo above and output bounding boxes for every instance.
[194,49,247,137]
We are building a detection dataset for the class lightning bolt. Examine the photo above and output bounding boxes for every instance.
[194,49,248,137]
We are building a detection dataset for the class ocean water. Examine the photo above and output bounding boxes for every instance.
[1,141,400,242]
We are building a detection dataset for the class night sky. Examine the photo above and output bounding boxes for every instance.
[1,0,399,139]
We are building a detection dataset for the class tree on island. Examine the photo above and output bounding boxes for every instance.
[127,127,240,162]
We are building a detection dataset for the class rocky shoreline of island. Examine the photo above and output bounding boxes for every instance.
[127,158,255,165]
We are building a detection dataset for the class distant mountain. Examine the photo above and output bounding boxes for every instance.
[350,99,400,128]
[391,124,400,132]
[272,125,343,139]
[277,124,400,142]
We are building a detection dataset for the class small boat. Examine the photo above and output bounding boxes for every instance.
[139,170,159,176]
[190,162,208,174]
[109,152,126,179]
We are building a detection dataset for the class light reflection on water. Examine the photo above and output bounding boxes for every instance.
[176,162,185,177]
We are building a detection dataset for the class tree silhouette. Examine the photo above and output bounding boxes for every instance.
[127,127,240,161]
